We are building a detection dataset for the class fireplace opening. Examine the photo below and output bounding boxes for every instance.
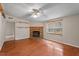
[33,31,40,37]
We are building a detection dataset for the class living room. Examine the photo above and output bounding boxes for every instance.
[0,3,79,56]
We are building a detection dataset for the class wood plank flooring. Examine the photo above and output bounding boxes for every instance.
[0,38,79,56]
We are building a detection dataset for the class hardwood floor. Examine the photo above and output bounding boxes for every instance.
[0,38,79,56]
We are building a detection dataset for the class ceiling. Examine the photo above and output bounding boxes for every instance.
[2,3,79,22]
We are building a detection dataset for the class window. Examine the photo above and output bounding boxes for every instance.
[47,19,63,35]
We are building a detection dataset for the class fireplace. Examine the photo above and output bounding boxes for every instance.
[30,27,43,38]
[33,31,40,37]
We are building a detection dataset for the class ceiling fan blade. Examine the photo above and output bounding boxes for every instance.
[39,3,58,11]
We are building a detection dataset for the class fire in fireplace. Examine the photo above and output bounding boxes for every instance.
[33,31,40,37]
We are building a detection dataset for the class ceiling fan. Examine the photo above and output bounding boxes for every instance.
[23,3,55,19]
[31,9,42,18]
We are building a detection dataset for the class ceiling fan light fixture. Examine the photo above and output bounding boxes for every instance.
[32,14,38,18]
[31,9,41,18]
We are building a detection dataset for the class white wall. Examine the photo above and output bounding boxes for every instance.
[63,15,79,47]
[6,22,15,36]
[0,13,6,50]
[30,22,44,27]
[44,15,79,48]
[5,21,15,41]
[5,15,30,40]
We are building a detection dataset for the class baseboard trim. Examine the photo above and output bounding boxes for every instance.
[45,39,79,48]
[15,38,30,40]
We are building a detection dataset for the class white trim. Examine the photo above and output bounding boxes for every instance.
[5,35,14,41]
[15,38,29,40]
[45,38,79,48]
[6,35,14,38]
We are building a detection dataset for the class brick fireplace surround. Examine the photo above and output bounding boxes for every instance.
[30,27,43,39]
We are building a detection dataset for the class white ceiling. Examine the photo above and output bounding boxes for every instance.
[2,3,79,22]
